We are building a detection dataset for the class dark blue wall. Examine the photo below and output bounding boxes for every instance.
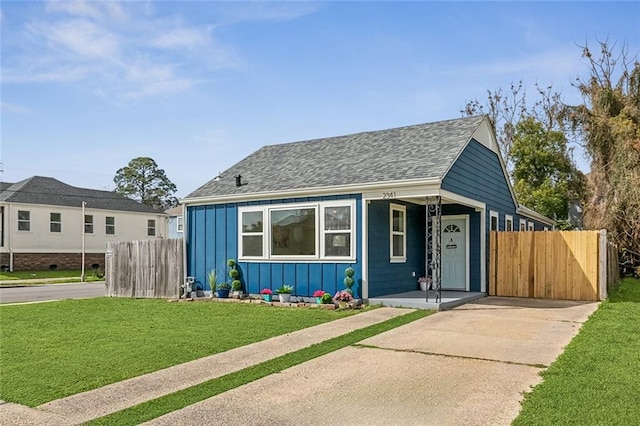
[367,200,425,298]
[186,194,362,298]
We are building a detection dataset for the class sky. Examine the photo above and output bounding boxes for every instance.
[1,1,639,200]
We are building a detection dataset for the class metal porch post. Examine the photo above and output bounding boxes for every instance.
[426,196,442,303]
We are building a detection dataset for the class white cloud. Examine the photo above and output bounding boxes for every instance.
[149,27,212,49]
[32,19,120,59]
[0,101,32,114]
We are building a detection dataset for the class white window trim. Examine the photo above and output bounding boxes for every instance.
[544,226,549,231]
[148,219,156,236]
[389,203,407,263]
[18,210,30,232]
[105,216,116,235]
[489,210,499,232]
[176,216,184,233]
[519,219,526,231]
[84,214,94,234]
[238,199,356,262]
[505,215,513,231]
[528,221,535,231]
[50,212,62,233]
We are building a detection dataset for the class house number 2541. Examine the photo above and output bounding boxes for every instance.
[382,192,396,199]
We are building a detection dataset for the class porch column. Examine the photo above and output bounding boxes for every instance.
[426,196,442,302]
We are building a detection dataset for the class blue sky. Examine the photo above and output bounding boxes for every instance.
[2,1,639,199]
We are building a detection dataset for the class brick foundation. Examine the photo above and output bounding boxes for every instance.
[0,253,105,271]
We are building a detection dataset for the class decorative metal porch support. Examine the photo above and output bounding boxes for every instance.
[426,196,442,303]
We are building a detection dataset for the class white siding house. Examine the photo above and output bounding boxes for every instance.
[0,176,167,271]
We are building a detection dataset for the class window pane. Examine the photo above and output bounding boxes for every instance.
[324,233,351,257]
[392,210,404,232]
[324,206,351,230]
[271,208,316,256]
[242,235,263,257]
[18,221,30,231]
[491,216,498,231]
[50,213,61,222]
[148,219,156,236]
[242,211,263,233]
[106,217,115,225]
[177,216,183,232]
[51,223,61,233]
[392,235,404,257]
[18,211,30,221]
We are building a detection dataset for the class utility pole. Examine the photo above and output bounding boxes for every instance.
[81,201,86,282]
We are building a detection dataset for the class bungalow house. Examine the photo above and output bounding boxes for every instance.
[181,115,553,300]
[0,176,167,271]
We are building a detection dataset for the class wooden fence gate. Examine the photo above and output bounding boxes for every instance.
[489,230,619,301]
[105,239,183,298]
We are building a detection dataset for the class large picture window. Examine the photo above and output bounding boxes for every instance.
[390,203,406,263]
[238,200,355,261]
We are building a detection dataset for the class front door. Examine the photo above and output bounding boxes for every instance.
[441,217,467,290]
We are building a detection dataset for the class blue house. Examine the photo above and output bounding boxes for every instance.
[181,116,553,300]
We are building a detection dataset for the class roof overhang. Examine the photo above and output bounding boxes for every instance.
[181,178,441,206]
[517,205,555,226]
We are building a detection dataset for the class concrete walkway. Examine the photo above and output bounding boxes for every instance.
[147,297,599,426]
[0,307,412,425]
[0,298,599,425]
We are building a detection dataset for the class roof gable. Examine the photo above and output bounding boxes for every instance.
[0,176,161,214]
[185,115,486,201]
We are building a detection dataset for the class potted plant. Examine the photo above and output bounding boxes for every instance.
[320,292,333,304]
[207,269,217,296]
[260,288,273,302]
[216,282,231,298]
[333,290,353,309]
[418,276,431,292]
[344,267,355,295]
[231,280,243,297]
[313,290,325,304]
[276,284,294,303]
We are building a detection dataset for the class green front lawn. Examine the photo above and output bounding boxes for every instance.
[514,277,640,425]
[0,298,362,406]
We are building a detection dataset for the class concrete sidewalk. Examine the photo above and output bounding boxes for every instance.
[0,307,413,425]
[147,297,599,426]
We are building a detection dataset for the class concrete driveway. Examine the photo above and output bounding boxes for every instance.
[148,297,598,426]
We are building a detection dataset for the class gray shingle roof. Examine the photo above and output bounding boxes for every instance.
[0,176,161,214]
[185,115,486,200]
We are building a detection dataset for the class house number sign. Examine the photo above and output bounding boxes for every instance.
[382,192,397,199]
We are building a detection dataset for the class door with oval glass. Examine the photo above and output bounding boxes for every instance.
[441,217,467,290]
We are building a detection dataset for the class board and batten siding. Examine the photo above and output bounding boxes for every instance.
[367,199,425,297]
[186,194,362,297]
[442,138,518,290]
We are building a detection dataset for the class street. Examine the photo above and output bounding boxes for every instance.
[0,282,105,304]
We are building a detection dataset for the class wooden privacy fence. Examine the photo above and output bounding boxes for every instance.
[489,230,618,301]
[105,239,183,298]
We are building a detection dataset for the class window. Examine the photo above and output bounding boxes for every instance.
[84,215,94,234]
[528,222,535,231]
[322,204,352,258]
[50,213,61,233]
[519,219,526,231]
[241,210,264,257]
[106,216,115,235]
[18,210,30,231]
[238,199,355,261]
[177,216,184,233]
[505,215,513,231]
[490,211,498,231]
[148,219,156,236]
[390,204,406,262]
[544,226,549,231]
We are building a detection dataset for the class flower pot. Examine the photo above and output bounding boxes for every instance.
[316,297,322,304]
[420,281,428,292]
[263,294,272,302]
[217,289,230,298]
[279,294,291,303]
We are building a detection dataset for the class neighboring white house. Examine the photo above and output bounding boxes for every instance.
[0,176,167,271]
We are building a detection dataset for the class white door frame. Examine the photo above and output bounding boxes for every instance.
[435,214,470,291]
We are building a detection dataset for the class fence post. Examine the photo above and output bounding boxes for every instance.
[599,229,607,301]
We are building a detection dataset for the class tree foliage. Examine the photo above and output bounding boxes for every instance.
[566,40,640,253]
[511,117,585,222]
[114,157,178,212]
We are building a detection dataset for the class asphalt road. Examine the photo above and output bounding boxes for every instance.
[0,282,106,304]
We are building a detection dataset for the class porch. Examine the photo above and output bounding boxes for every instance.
[368,290,486,311]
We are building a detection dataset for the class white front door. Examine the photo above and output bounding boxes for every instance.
[441,217,467,290]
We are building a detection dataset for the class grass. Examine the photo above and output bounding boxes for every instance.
[88,309,431,425]
[0,269,103,284]
[514,277,640,425]
[0,298,363,406]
